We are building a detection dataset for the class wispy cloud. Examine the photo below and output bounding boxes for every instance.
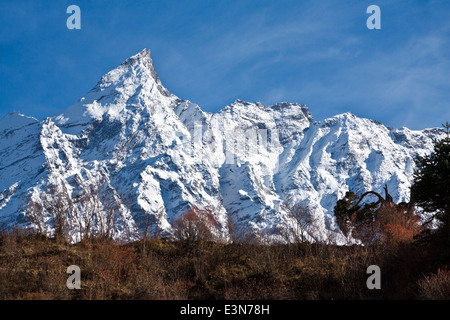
[1,1,449,130]
[342,29,450,128]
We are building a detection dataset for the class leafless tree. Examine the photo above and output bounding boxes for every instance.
[282,202,318,244]
[172,207,218,243]
[25,181,74,241]
[25,196,44,234]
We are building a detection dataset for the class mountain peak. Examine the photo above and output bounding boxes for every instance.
[83,48,171,100]
[114,48,170,97]
[121,48,152,69]
[53,49,179,133]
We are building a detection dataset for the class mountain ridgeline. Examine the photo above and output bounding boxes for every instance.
[0,49,444,243]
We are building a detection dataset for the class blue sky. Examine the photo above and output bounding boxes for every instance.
[1,0,449,130]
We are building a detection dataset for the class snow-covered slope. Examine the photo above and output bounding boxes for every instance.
[0,49,444,243]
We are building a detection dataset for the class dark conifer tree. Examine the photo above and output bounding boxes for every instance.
[411,122,450,245]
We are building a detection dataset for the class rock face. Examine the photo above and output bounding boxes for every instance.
[0,49,443,243]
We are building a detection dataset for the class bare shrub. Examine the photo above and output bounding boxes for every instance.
[377,204,422,245]
[282,203,318,244]
[172,207,219,243]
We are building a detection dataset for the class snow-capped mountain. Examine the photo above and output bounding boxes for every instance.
[0,49,443,243]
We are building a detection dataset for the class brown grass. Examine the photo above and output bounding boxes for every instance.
[418,266,450,300]
[0,228,447,300]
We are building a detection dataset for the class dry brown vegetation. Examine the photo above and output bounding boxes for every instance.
[0,225,448,300]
